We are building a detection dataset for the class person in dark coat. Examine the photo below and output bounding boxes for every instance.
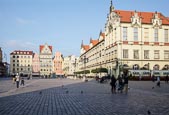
[20,77,24,86]
[110,75,117,94]
[117,75,124,93]
[123,70,129,94]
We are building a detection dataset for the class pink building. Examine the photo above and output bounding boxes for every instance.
[32,53,40,76]
[53,52,63,76]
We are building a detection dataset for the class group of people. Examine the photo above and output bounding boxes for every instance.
[152,74,169,87]
[12,73,25,88]
[110,70,129,94]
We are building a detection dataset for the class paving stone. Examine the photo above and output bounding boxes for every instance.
[0,78,169,115]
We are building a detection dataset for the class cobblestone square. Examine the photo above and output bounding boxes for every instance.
[0,78,169,115]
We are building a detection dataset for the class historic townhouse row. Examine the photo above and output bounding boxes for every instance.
[10,43,64,77]
[80,2,169,77]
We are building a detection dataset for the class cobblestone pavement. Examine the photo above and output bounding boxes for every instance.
[0,78,169,115]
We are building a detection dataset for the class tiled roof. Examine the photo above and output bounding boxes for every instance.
[114,10,169,25]
[40,45,52,52]
[83,45,89,51]
[91,39,99,46]
[10,50,33,55]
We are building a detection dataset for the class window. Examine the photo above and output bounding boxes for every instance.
[144,28,149,42]
[134,27,138,41]
[144,50,149,59]
[164,50,169,59]
[133,50,139,59]
[154,29,158,42]
[154,50,160,59]
[123,27,127,40]
[164,29,168,42]
[13,56,15,58]
[123,49,128,58]
[17,56,19,58]
[13,60,15,62]
[13,64,15,66]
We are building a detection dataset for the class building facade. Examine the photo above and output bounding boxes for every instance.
[53,51,64,77]
[39,43,53,77]
[79,32,106,77]
[63,55,76,76]
[32,53,40,76]
[105,2,169,77]
[79,2,169,77]
[10,50,33,76]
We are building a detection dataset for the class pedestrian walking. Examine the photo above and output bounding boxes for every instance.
[12,74,16,84]
[117,75,124,93]
[123,70,129,94]
[139,73,142,81]
[165,74,168,84]
[152,74,155,82]
[110,75,117,94]
[157,76,160,87]
[20,77,24,86]
[15,73,20,88]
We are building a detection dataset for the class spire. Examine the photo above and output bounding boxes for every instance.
[99,29,102,36]
[110,0,114,13]
[81,40,83,47]
[90,37,92,43]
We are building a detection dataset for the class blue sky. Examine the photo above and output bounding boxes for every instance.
[0,0,169,62]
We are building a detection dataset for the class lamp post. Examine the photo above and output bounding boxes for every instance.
[83,55,88,81]
[148,62,151,78]
[74,58,77,80]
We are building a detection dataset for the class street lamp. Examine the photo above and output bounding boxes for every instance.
[148,62,151,77]
[74,58,77,79]
[83,55,88,81]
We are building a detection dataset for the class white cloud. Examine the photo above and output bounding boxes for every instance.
[5,40,38,52]
[16,17,35,25]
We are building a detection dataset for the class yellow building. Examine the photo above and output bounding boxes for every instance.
[10,50,33,76]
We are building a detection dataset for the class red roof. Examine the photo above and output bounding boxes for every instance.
[83,45,89,51]
[114,10,169,25]
[10,50,33,55]
[91,39,99,46]
[40,45,52,52]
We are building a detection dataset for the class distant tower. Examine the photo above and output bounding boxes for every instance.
[110,0,115,12]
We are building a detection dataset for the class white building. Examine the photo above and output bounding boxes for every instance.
[79,1,169,78]
[63,55,77,77]
[104,2,169,77]
[39,43,53,77]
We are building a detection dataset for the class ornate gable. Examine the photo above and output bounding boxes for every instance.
[152,12,162,28]
[131,11,142,27]
[41,44,52,54]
